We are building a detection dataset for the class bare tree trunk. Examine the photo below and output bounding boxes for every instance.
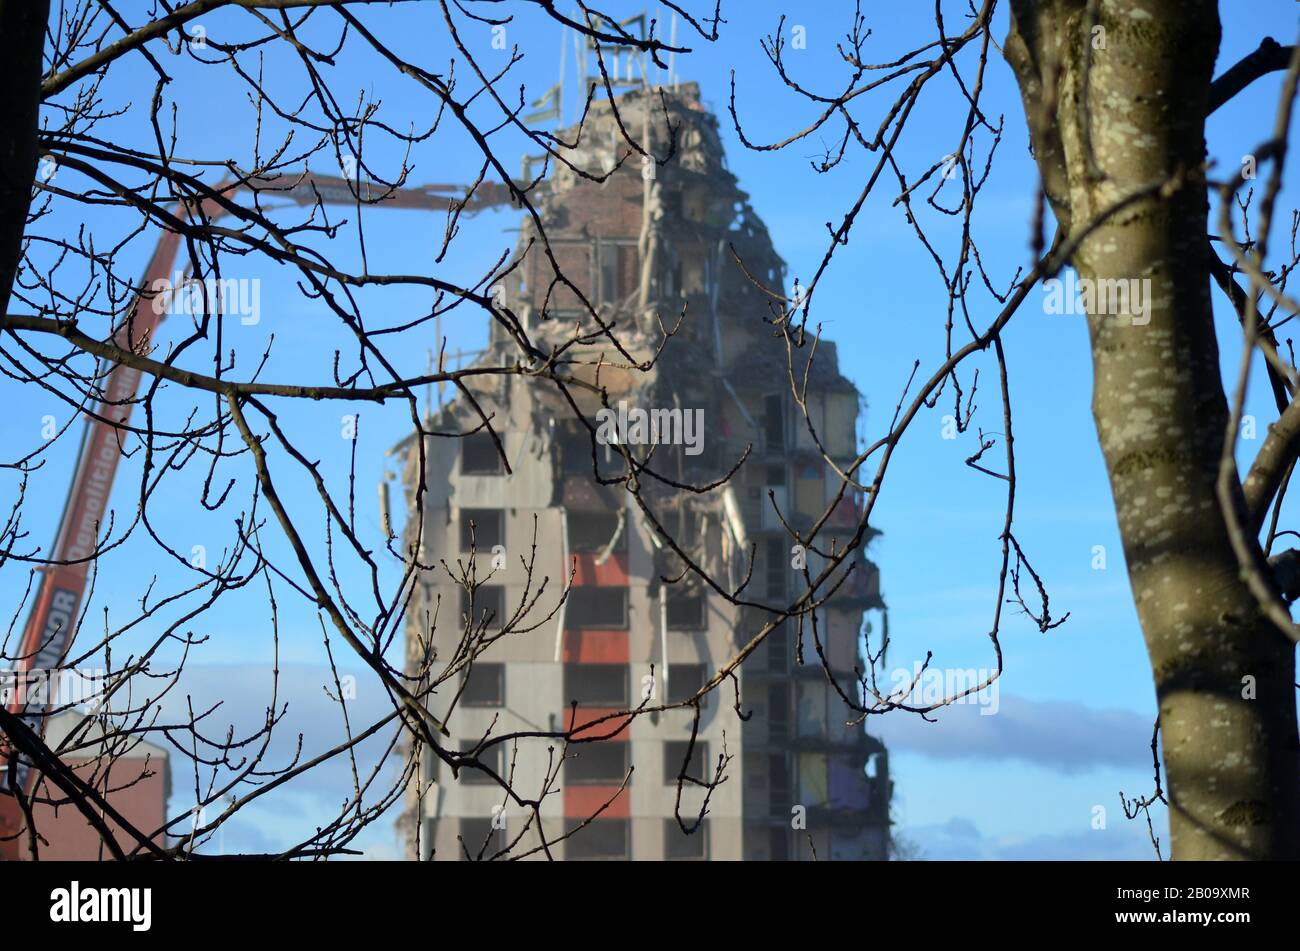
[0,0,49,321]
[1007,0,1300,859]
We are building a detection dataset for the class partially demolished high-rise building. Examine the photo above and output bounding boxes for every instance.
[397,83,890,860]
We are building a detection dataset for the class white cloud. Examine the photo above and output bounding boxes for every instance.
[873,693,1155,773]
[899,814,1162,860]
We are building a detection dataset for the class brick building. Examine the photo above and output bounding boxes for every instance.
[1,709,170,860]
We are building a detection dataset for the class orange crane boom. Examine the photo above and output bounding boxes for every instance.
[0,173,512,848]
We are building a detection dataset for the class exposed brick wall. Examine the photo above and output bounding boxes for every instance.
[11,756,169,860]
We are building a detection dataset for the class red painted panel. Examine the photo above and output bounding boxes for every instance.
[562,629,629,664]
[564,784,630,818]
[571,552,630,586]
[565,707,632,740]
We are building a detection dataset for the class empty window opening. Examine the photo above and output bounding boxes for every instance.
[564,664,629,707]
[460,661,504,707]
[461,431,505,475]
[566,741,629,785]
[460,508,504,550]
[567,587,628,629]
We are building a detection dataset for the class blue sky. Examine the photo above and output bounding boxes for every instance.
[7,0,1299,859]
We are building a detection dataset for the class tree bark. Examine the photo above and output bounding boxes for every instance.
[0,0,51,322]
[1007,0,1300,859]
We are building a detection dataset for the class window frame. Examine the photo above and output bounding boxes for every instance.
[564,818,630,860]
[664,818,708,860]
[458,742,505,785]
[565,741,630,785]
[666,662,708,706]
[459,817,503,860]
[460,585,506,632]
[460,431,506,476]
[665,589,707,630]
[459,508,504,551]
[566,587,629,630]
[564,664,630,708]
[567,509,626,554]
[459,661,505,708]
[662,739,707,785]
